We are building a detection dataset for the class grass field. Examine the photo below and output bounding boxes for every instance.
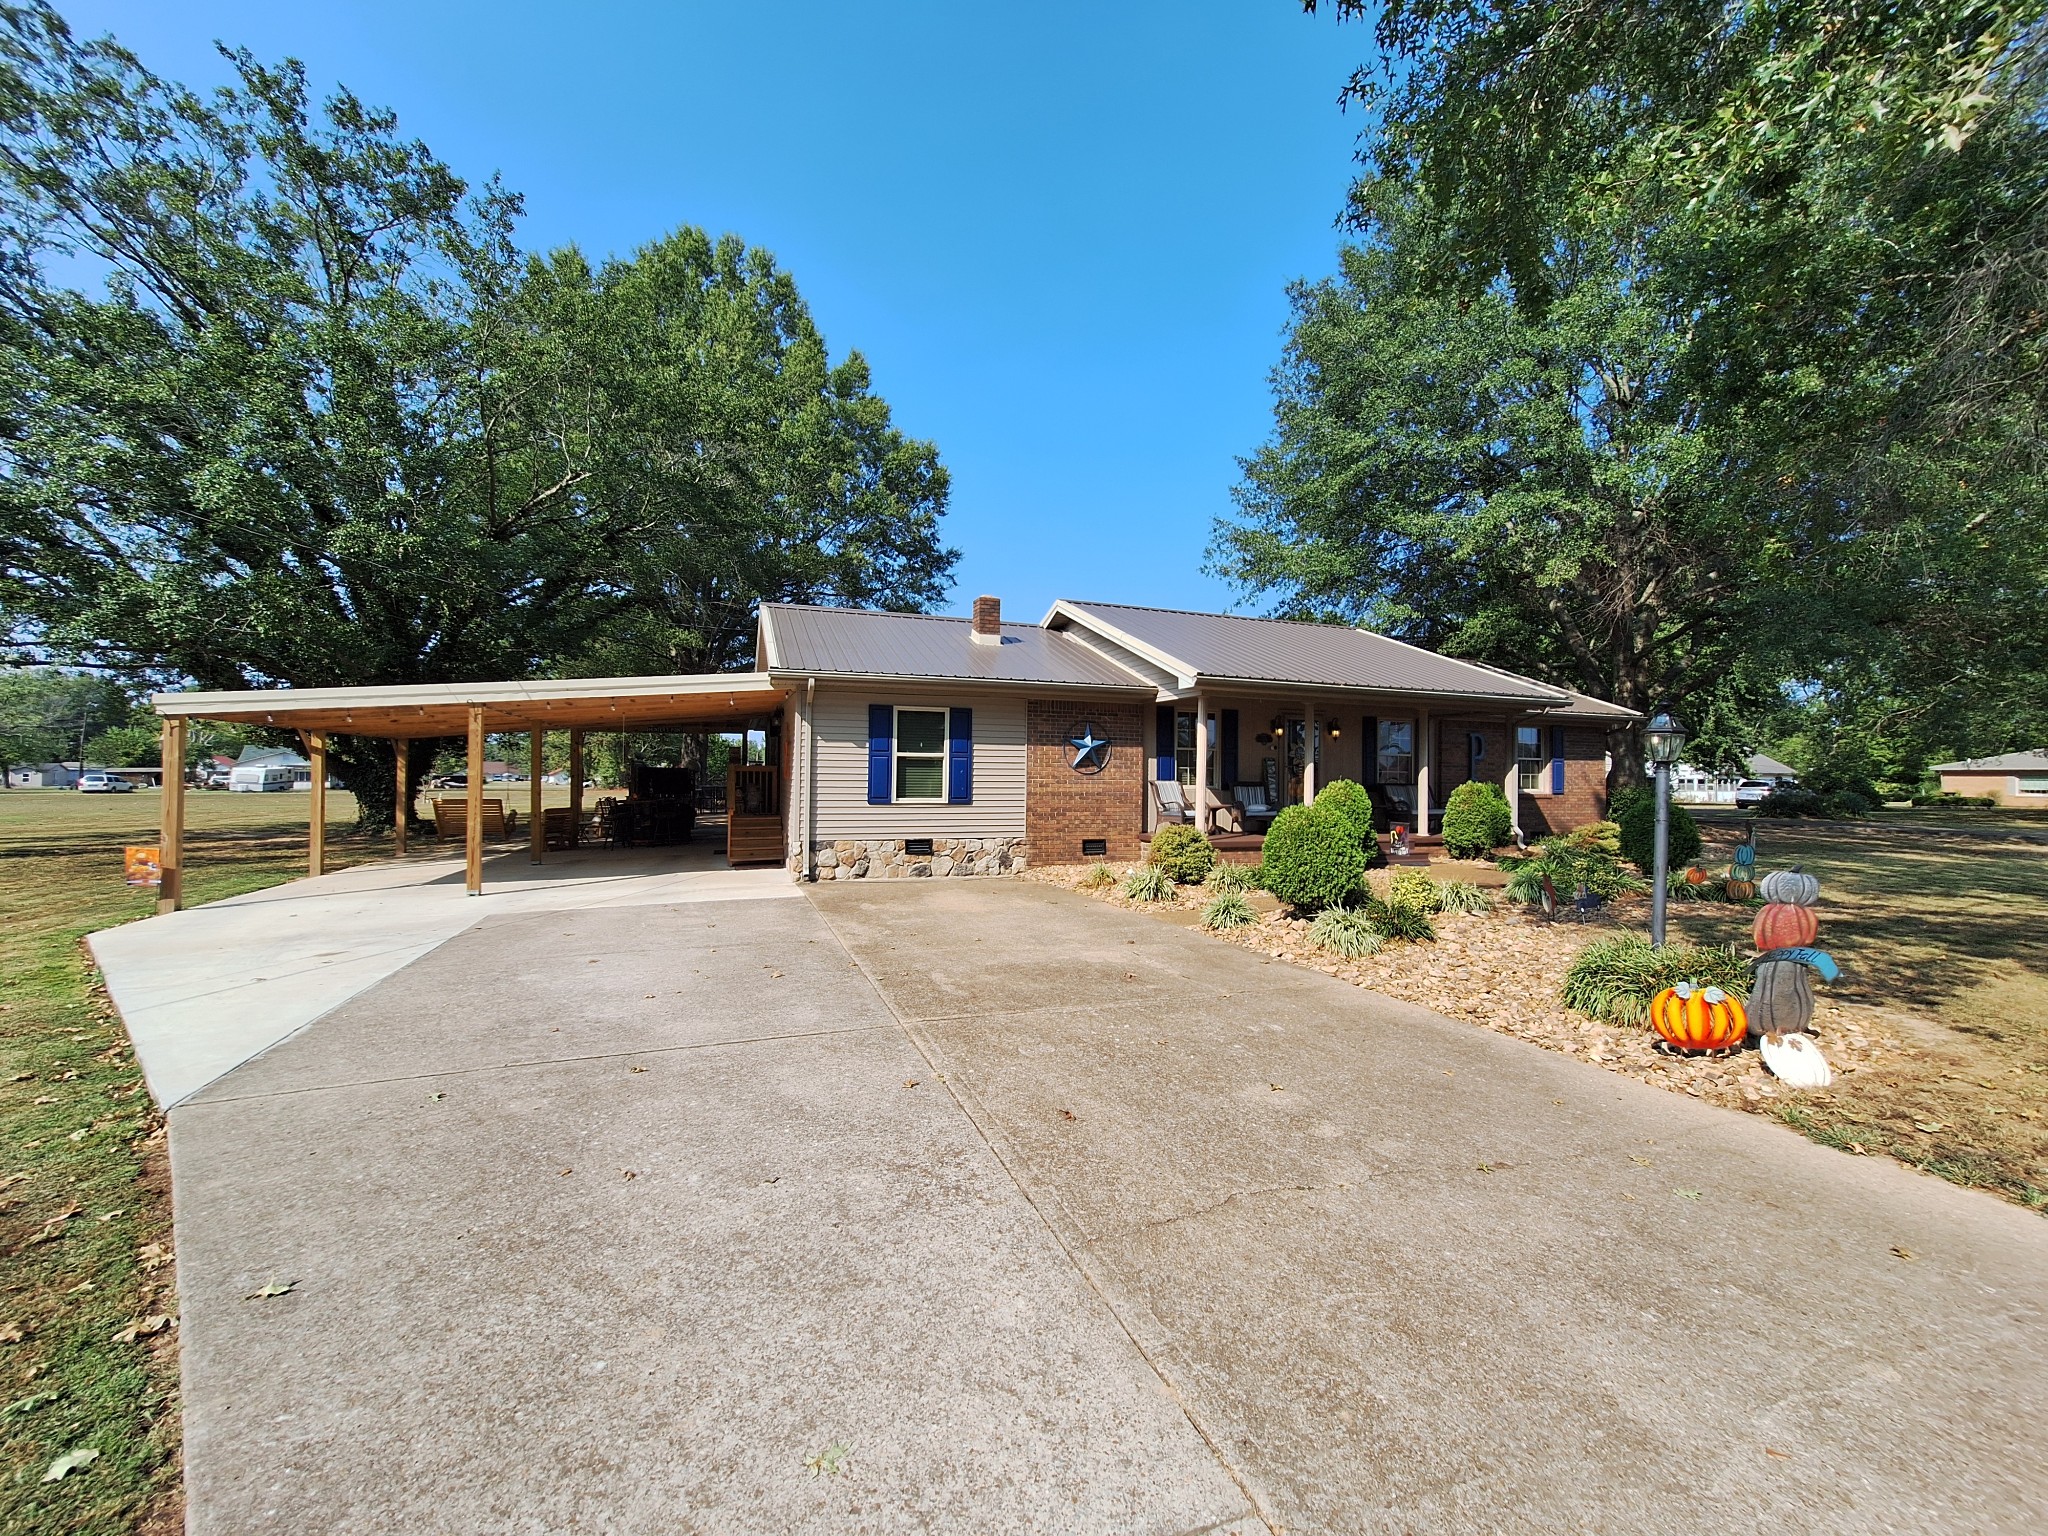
[1673,810,2048,1208]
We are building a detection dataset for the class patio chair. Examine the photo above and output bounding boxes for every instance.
[1233,781,1276,832]
[1152,778,1195,826]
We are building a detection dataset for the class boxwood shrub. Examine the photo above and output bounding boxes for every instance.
[1440,781,1512,859]
[1611,784,1702,871]
[1148,823,1217,883]
[1256,803,1367,912]
[1312,779,1380,863]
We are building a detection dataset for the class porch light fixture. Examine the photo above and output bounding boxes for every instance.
[1645,702,1687,947]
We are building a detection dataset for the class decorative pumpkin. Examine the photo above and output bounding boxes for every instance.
[1747,958,1815,1036]
[1725,877,1757,901]
[1761,1031,1833,1089]
[1649,982,1748,1052]
[1758,868,1820,906]
[1732,842,1756,869]
[1753,902,1820,951]
[1685,866,1708,885]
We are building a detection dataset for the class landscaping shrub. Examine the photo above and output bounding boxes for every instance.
[1385,868,1442,915]
[1911,791,1997,809]
[1080,861,1115,890]
[1756,786,1828,818]
[1560,933,1750,1026]
[1204,861,1260,893]
[1433,879,1491,914]
[1148,824,1217,883]
[1500,837,1646,905]
[1440,780,1512,859]
[1122,864,1175,902]
[1363,894,1437,942]
[1257,803,1368,912]
[1313,779,1380,863]
[1558,819,1622,857]
[1612,785,1702,872]
[1308,906,1385,959]
[1200,892,1258,930]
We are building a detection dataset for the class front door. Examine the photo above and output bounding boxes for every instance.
[1282,717,1308,805]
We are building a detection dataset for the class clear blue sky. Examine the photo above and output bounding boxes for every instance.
[66,1,1372,621]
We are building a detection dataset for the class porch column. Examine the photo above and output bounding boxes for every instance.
[393,739,409,857]
[1192,692,1210,832]
[307,731,328,877]
[1502,721,1522,838]
[157,715,185,914]
[465,705,485,896]
[568,730,584,848]
[1304,706,1319,802]
[529,728,545,866]
[1416,709,1433,837]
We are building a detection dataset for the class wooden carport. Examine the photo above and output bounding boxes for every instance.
[149,673,789,911]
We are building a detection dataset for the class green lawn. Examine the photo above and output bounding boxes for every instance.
[0,787,377,1534]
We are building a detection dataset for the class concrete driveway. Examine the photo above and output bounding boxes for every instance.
[166,878,2048,1533]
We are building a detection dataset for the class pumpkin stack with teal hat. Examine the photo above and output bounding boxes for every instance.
[1748,861,1839,1086]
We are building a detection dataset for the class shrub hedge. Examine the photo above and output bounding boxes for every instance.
[1611,784,1702,872]
[1313,779,1380,863]
[1440,780,1512,859]
[1257,803,1367,912]
[1148,823,1217,883]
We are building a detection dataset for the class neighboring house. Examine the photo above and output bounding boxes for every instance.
[758,597,1636,874]
[1930,750,2048,807]
[6,761,82,788]
[1670,753,1799,806]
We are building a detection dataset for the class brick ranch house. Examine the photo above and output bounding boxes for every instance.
[763,598,1636,878]
[1931,749,2048,807]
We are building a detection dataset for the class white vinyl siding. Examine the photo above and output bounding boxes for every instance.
[812,684,1027,839]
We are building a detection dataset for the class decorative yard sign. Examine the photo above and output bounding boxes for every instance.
[124,846,161,887]
[1066,723,1110,775]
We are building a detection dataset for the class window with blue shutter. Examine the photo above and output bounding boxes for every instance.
[1551,725,1566,795]
[1221,709,1239,787]
[1156,705,1175,781]
[948,708,973,804]
[866,704,892,804]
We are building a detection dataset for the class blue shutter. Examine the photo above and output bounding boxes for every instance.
[1550,725,1566,795]
[948,707,973,804]
[1362,716,1379,785]
[867,704,892,804]
[1155,705,1175,781]
[1220,710,1239,787]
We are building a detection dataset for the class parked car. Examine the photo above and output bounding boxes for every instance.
[1734,778,1792,808]
[77,771,136,794]
[432,772,468,789]
[202,766,233,790]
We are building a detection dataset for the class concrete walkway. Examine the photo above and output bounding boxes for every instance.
[90,844,796,1107]
[156,876,2048,1533]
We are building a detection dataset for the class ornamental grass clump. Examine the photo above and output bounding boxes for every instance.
[1257,803,1368,913]
[1433,879,1491,914]
[1363,895,1437,942]
[1122,864,1176,902]
[1440,781,1512,859]
[1309,905,1385,958]
[1148,823,1217,884]
[1560,933,1750,1026]
[1204,861,1260,894]
[1080,861,1115,890]
[1312,779,1380,862]
[1201,892,1259,930]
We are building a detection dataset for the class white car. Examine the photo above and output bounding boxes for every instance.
[77,771,136,794]
[1734,778,1789,808]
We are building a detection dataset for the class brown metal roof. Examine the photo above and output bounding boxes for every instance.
[759,604,1151,691]
[1046,601,1576,705]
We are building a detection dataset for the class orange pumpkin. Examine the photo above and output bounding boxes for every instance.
[1725,877,1757,901]
[1753,902,1819,951]
[1685,866,1708,885]
[1649,982,1748,1052]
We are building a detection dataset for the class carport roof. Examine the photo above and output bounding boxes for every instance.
[150,672,786,737]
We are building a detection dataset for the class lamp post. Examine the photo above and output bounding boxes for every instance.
[1645,703,1687,947]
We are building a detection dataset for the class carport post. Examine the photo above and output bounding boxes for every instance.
[393,739,409,857]
[568,730,584,848]
[529,728,544,865]
[306,731,328,877]
[157,715,185,915]
[465,706,485,895]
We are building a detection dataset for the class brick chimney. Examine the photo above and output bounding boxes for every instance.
[970,594,1002,644]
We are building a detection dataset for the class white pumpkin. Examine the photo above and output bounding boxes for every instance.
[1761,1030,1833,1089]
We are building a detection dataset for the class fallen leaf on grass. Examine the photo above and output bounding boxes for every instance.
[0,1322,27,1344]
[1913,1121,1944,1134]
[3,1390,59,1417]
[112,1315,172,1343]
[136,1242,171,1271]
[804,1442,851,1477]
[41,1446,97,1482]
[244,1281,296,1300]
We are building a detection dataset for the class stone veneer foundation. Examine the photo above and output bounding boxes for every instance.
[791,837,1028,881]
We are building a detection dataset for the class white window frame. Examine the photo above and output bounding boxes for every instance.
[1377,719,1415,786]
[2016,774,2048,796]
[893,706,949,803]
[1515,725,1544,794]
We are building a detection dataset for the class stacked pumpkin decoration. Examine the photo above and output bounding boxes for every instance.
[1648,982,1748,1053]
[1747,864,1838,1086]
[1726,831,1757,900]
[1752,868,1822,969]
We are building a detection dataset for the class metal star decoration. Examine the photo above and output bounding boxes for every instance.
[1067,724,1109,774]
